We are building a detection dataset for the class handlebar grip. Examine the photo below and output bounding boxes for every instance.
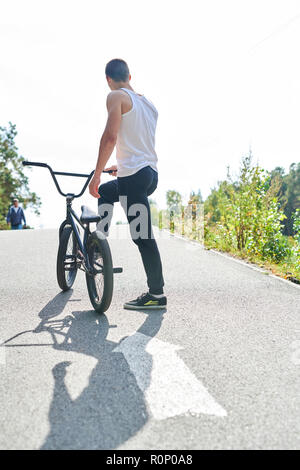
[103,169,117,174]
[22,161,48,168]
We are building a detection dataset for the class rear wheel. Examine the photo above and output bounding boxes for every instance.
[85,230,113,313]
[57,225,78,291]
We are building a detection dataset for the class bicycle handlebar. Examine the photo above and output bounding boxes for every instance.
[22,160,116,198]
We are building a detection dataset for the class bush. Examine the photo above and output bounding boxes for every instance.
[204,152,292,263]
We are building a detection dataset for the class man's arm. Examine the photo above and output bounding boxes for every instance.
[6,208,11,224]
[89,92,122,198]
[21,208,26,225]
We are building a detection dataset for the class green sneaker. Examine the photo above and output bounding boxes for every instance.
[123,292,167,310]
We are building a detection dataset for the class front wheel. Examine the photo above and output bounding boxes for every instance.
[85,230,113,313]
[57,225,78,291]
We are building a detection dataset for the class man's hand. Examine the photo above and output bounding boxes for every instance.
[89,174,101,199]
[104,165,117,177]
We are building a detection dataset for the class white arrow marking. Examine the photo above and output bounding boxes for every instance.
[113,332,227,420]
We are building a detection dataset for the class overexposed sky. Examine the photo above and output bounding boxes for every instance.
[1,0,300,228]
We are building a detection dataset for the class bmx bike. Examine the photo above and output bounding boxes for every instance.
[22,160,122,313]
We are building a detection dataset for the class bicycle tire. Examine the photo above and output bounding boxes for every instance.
[85,230,113,313]
[57,225,78,291]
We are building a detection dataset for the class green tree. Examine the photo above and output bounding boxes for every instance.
[204,180,234,224]
[282,163,300,235]
[165,190,183,233]
[292,209,300,243]
[0,122,41,229]
[149,198,159,226]
[166,190,182,210]
[188,189,203,204]
[268,163,300,236]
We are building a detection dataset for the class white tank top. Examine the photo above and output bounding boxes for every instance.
[115,88,158,177]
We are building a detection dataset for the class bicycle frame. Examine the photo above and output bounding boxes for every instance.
[22,160,113,275]
[64,196,92,273]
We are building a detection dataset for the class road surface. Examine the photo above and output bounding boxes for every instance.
[0,226,299,450]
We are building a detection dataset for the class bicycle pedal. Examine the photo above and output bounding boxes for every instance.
[113,267,123,273]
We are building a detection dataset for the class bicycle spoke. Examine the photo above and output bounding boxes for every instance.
[85,231,113,313]
[93,248,104,302]
[65,232,77,283]
[57,226,79,292]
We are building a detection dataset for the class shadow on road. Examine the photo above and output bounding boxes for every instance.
[3,291,166,449]
[30,293,165,449]
[3,291,74,347]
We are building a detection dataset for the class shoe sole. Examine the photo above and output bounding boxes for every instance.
[123,304,167,310]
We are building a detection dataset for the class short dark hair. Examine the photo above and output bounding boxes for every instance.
[105,59,130,82]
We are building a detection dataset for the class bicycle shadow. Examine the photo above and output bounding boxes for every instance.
[3,290,74,347]
[30,293,166,450]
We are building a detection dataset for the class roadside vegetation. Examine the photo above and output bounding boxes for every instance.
[151,152,300,283]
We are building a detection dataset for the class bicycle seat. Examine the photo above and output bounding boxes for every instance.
[80,205,101,224]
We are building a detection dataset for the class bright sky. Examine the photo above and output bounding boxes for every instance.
[1,0,300,228]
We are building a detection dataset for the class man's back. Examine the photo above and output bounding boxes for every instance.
[115,88,158,177]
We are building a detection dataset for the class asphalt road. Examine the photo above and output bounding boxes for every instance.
[0,226,299,450]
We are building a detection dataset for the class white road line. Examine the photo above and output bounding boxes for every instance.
[113,332,227,420]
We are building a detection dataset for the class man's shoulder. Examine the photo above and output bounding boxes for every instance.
[106,90,129,111]
[107,90,127,101]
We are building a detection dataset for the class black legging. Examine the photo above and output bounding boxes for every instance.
[98,165,164,295]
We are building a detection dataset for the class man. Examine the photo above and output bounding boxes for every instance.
[89,58,166,310]
[6,198,26,230]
